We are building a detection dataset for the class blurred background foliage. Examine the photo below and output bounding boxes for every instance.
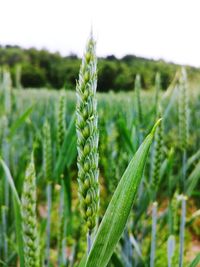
[1,44,200,91]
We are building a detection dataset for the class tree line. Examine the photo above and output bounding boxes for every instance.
[0,45,198,91]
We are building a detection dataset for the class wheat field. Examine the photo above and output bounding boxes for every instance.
[0,36,200,267]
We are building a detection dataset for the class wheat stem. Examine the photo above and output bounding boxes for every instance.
[150,202,157,267]
[45,182,52,267]
[76,34,99,252]
[58,182,67,266]
[179,196,187,267]
[1,206,8,261]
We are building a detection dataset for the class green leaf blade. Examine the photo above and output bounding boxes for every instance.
[0,159,20,205]
[85,121,159,267]
[188,253,200,267]
[8,105,34,139]
[186,160,200,196]
[0,159,24,267]
[54,114,77,181]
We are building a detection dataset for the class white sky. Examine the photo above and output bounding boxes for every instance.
[1,0,200,67]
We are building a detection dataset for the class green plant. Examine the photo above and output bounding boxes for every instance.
[155,73,161,111]
[43,121,53,266]
[0,36,200,267]
[79,120,160,267]
[150,114,163,267]
[21,154,39,267]
[135,74,143,127]
[178,68,189,267]
[57,95,66,150]
[151,112,164,200]
[76,34,99,253]
[56,95,67,266]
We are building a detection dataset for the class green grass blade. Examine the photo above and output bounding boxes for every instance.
[78,255,87,267]
[84,120,160,267]
[0,159,24,267]
[186,149,200,170]
[186,160,200,196]
[54,114,77,181]
[8,105,33,139]
[117,117,135,155]
[110,252,124,267]
[129,233,144,260]
[0,260,7,266]
[188,253,200,267]
[0,159,20,205]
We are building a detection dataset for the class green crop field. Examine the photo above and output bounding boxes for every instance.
[0,36,200,267]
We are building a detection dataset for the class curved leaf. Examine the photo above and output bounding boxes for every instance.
[54,114,76,181]
[84,120,160,267]
[186,161,200,196]
[0,159,24,267]
[188,253,200,267]
[8,105,33,139]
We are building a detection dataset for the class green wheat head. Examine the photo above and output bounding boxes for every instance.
[21,154,39,267]
[178,68,188,151]
[155,72,161,117]
[2,68,12,115]
[76,34,99,231]
[43,121,53,182]
[151,111,164,200]
[57,95,66,150]
[135,74,143,125]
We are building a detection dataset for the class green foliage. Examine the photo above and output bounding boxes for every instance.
[189,253,200,267]
[21,155,39,267]
[76,35,99,233]
[43,121,53,182]
[135,74,143,125]
[178,68,188,151]
[151,115,164,200]
[21,64,46,88]
[0,159,24,267]
[0,54,200,267]
[57,95,66,150]
[1,45,199,91]
[80,121,159,267]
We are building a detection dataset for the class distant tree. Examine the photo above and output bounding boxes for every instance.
[68,53,78,59]
[114,63,135,90]
[106,55,117,61]
[122,54,137,63]
[0,45,191,91]
[98,61,120,91]
[21,65,46,87]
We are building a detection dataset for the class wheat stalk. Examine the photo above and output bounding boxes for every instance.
[135,74,143,128]
[56,95,67,266]
[155,72,161,118]
[150,202,158,267]
[2,68,12,115]
[43,121,53,267]
[178,68,188,153]
[57,95,66,150]
[178,67,189,267]
[151,110,164,200]
[76,34,99,253]
[150,113,163,267]
[43,121,53,183]
[21,154,39,267]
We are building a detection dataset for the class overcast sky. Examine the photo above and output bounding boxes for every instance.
[1,0,200,66]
